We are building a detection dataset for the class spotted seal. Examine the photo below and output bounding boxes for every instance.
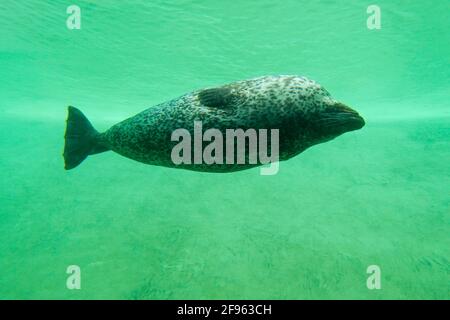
[63,75,364,172]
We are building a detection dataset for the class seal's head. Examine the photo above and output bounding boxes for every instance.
[277,76,365,144]
[234,75,365,148]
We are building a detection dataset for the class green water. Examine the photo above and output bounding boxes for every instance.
[0,1,449,299]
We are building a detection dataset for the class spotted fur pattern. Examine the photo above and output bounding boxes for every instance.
[100,75,341,172]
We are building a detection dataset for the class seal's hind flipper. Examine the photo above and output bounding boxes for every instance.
[198,87,233,108]
[63,106,109,170]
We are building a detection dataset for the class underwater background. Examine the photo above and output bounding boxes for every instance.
[0,0,449,299]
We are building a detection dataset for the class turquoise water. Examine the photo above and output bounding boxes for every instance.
[0,1,449,299]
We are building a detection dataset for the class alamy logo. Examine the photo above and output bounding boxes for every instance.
[66,5,81,30]
[367,5,381,30]
[171,121,280,175]
[66,265,81,289]
[366,265,381,290]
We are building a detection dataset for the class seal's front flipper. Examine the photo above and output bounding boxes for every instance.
[198,87,234,108]
[63,106,109,170]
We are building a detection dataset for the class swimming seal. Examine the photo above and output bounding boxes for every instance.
[63,75,365,172]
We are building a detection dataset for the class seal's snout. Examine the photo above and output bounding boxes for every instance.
[351,113,365,130]
[337,105,365,131]
[334,103,365,131]
[318,102,365,134]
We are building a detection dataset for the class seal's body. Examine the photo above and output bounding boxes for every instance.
[63,75,364,172]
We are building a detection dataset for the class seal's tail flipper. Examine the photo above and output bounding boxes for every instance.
[63,106,109,170]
